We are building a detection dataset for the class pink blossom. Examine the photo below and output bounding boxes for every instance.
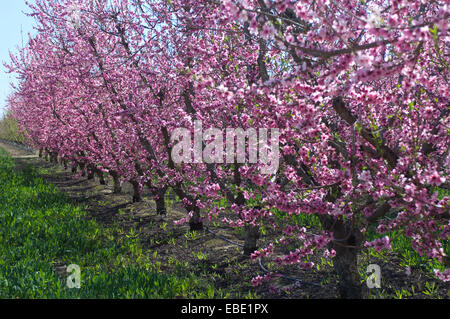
[434,269,450,282]
[365,236,392,252]
[260,22,275,40]
[427,171,445,186]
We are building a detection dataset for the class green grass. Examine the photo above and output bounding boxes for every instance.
[0,148,222,298]
[0,112,27,144]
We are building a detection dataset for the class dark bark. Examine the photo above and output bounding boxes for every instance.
[96,169,106,185]
[154,187,167,215]
[324,217,364,299]
[110,171,122,194]
[243,225,260,256]
[71,162,77,173]
[87,164,95,180]
[130,180,141,203]
[332,237,363,299]
[239,198,260,257]
[189,206,203,231]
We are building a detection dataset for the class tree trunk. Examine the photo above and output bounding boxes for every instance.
[319,212,364,298]
[154,187,167,215]
[330,225,363,299]
[130,180,141,202]
[189,207,203,231]
[243,225,260,256]
[87,165,95,180]
[332,242,363,298]
[71,162,77,173]
[110,171,121,194]
[96,169,106,185]
[39,149,43,158]
[79,162,86,177]
[169,185,203,230]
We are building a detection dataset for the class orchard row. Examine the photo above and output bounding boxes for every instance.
[6,0,449,298]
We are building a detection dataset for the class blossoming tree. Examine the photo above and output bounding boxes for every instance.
[6,0,449,298]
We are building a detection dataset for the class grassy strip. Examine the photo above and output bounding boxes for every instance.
[0,113,27,144]
[0,148,221,298]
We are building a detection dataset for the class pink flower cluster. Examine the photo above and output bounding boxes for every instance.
[365,236,392,252]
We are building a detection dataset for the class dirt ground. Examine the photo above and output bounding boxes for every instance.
[1,141,448,299]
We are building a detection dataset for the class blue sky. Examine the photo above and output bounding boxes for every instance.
[0,0,36,118]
